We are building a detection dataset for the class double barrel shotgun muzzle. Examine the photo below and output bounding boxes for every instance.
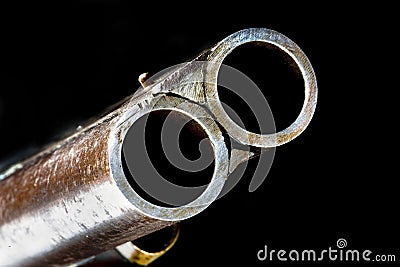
[0,28,318,266]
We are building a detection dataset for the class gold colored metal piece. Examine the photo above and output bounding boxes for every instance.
[115,224,180,266]
[138,72,149,88]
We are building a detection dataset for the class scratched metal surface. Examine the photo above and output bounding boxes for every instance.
[0,82,230,266]
[0,94,173,266]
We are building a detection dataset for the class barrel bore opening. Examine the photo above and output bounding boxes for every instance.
[122,110,215,208]
[217,41,304,134]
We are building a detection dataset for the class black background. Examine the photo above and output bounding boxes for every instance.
[0,1,398,266]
